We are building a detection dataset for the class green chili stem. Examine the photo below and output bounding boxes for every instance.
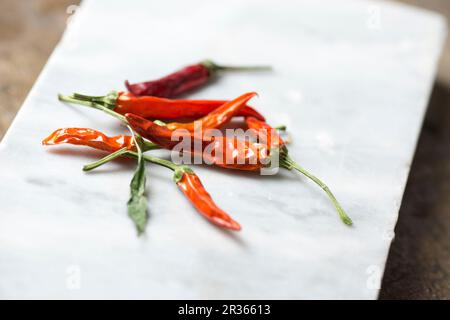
[83,149,179,172]
[216,65,272,72]
[141,140,161,152]
[201,60,272,73]
[58,94,126,122]
[136,152,178,171]
[281,154,353,226]
[83,147,128,171]
[274,125,287,131]
[72,91,118,108]
[72,93,107,101]
[58,93,160,152]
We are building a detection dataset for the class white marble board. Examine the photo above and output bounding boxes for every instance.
[0,0,446,299]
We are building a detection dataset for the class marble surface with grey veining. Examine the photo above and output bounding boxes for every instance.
[0,0,446,299]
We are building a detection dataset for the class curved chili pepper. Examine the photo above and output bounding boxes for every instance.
[125,113,268,171]
[246,116,285,151]
[42,128,135,152]
[245,117,287,157]
[125,59,271,97]
[54,94,352,226]
[203,136,268,171]
[126,63,208,97]
[66,91,265,121]
[88,151,242,230]
[43,128,241,231]
[124,113,185,149]
[176,170,241,230]
[166,92,257,131]
[125,113,352,225]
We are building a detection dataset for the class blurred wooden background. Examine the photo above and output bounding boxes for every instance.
[0,0,448,299]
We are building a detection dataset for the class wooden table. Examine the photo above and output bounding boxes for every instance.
[0,0,448,299]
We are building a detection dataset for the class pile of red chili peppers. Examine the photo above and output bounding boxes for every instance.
[43,59,352,235]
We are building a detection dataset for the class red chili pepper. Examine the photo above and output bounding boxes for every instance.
[54,92,352,226]
[42,128,135,152]
[166,92,257,131]
[43,128,241,231]
[176,171,241,230]
[125,59,271,98]
[63,91,265,121]
[125,113,353,225]
[125,113,269,171]
[245,116,285,151]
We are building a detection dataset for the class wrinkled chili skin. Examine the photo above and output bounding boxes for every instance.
[246,117,285,150]
[166,92,257,131]
[125,113,268,171]
[125,64,210,98]
[177,172,241,230]
[125,113,183,149]
[114,91,265,121]
[205,135,267,171]
[44,128,241,230]
[42,128,134,152]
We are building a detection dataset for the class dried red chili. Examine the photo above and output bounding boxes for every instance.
[42,128,135,152]
[43,127,241,231]
[245,116,285,151]
[165,92,257,131]
[55,91,352,226]
[125,113,269,171]
[125,59,270,97]
[126,113,352,225]
[176,170,241,230]
[62,91,265,121]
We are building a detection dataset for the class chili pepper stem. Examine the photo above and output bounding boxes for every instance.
[72,91,118,108]
[83,149,179,172]
[140,153,179,171]
[141,141,161,151]
[82,149,238,231]
[58,94,161,151]
[201,60,272,73]
[83,148,194,184]
[280,154,353,226]
[83,147,128,171]
[274,125,287,131]
[58,94,126,122]
[72,93,106,100]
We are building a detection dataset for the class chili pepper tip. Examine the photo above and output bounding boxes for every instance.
[212,217,241,231]
[124,80,132,92]
[341,215,353,226]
